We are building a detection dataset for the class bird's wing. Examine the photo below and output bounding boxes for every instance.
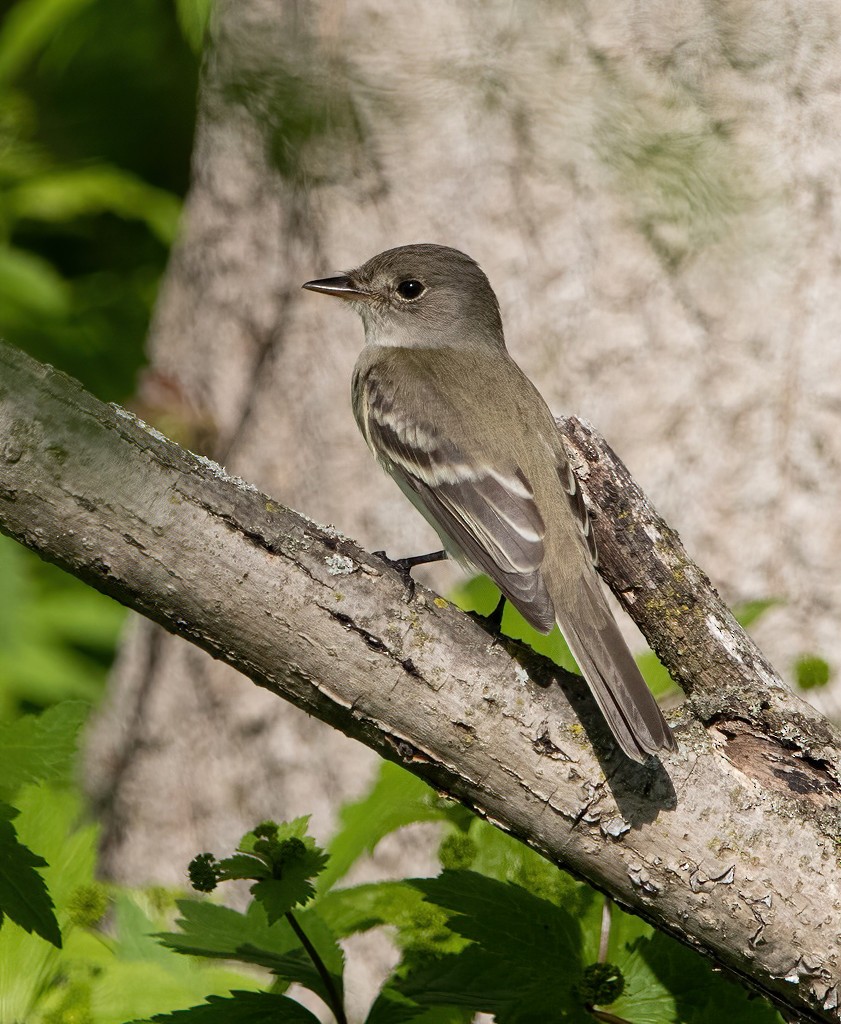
[358,365,674,762]
[361,385,556,632]
[556,454,598,566]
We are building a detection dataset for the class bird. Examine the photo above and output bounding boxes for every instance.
[303,243,675,762]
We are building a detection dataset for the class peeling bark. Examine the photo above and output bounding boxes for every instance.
[1,340,839,1023]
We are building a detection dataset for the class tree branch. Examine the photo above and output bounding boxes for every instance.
[0,340,839,1022]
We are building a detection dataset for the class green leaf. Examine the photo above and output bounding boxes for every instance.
[273,909,344,1006]
[733,599,781,630]
[365,985,424,1024]
[0,701,87,799]
[635,651,680,700]
[238,816,313,853]
[246,835,329,921]
[0,784,98,1016]
[216,853,272,882]
[318,880,464,957]
[0,245,70,320]
[320,762,450,892]
[6,166,181,243]
[145,990,322,1024]
[608,930,783,1024]
[250,870,315,922]
[465,818,599,925]
[400,871,586,1020]
[158,898,344,1011]
[0,801,61,946]
[450,576,578,673]
[0,0,97,83]
[794,655,831,690]
[158,900,299,963]
[174,0,214,53]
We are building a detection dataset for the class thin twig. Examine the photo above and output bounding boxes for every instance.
[285,910,347,1024]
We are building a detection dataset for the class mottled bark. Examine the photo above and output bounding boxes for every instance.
[1,342,839,1022]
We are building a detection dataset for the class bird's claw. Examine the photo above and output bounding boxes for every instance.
[372,548,448,602]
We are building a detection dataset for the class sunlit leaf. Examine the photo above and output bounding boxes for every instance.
[7,166,181,243]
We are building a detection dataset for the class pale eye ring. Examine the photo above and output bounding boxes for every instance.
[396,279,425,300]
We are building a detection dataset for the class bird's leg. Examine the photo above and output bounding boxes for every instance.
[470,593,506,639]
[372,548,448,599]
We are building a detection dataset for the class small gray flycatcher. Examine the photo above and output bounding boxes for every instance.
[303,243,675,762]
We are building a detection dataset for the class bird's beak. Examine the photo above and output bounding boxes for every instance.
[302,275,370,301]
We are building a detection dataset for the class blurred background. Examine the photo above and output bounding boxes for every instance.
[0,0,198,719]
[2,0,840,930]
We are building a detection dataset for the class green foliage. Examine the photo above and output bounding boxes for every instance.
[0,534,126,717]
[0,0,198,401]
[794,654,831,690]
[0,699,87,952]
[174,0,214,55]
[0,699,260,1023]
[319,760,461,892]
[0,782,261,1023]
[146,990,322,1024]
[0,800,61,946]
[0,700,87,794]
[450,574,578,673]
[146,762,784,1024]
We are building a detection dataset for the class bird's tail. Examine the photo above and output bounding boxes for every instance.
[555,574,675,763]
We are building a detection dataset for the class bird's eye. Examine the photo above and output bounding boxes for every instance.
[396,279,425,300]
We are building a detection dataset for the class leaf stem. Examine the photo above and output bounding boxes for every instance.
[285,910,347,1024]
[598,897,612,963]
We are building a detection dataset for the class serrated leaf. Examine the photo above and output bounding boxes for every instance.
[251,875,315,921]
[159,899,344,1006]
[238,816,313,854]
[319,880,465,958]
[608,930,782,1024]
[320,762,449,892]
[144,990,322,1024]
[216,854,272,882]
[366,985,473,1024]
[365,985,424,1024]
[0,801,61,946]
[0,783,98,1013]
[401,871,586,1020]
[0,701,87,799]
[263,909,344,1007]
[158,900,298,963]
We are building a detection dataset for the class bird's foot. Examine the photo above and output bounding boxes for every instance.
[372,548,448,601]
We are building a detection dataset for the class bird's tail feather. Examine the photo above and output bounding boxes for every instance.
[555,578,675,763]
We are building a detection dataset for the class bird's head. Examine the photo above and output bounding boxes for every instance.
[303,243,505,350]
